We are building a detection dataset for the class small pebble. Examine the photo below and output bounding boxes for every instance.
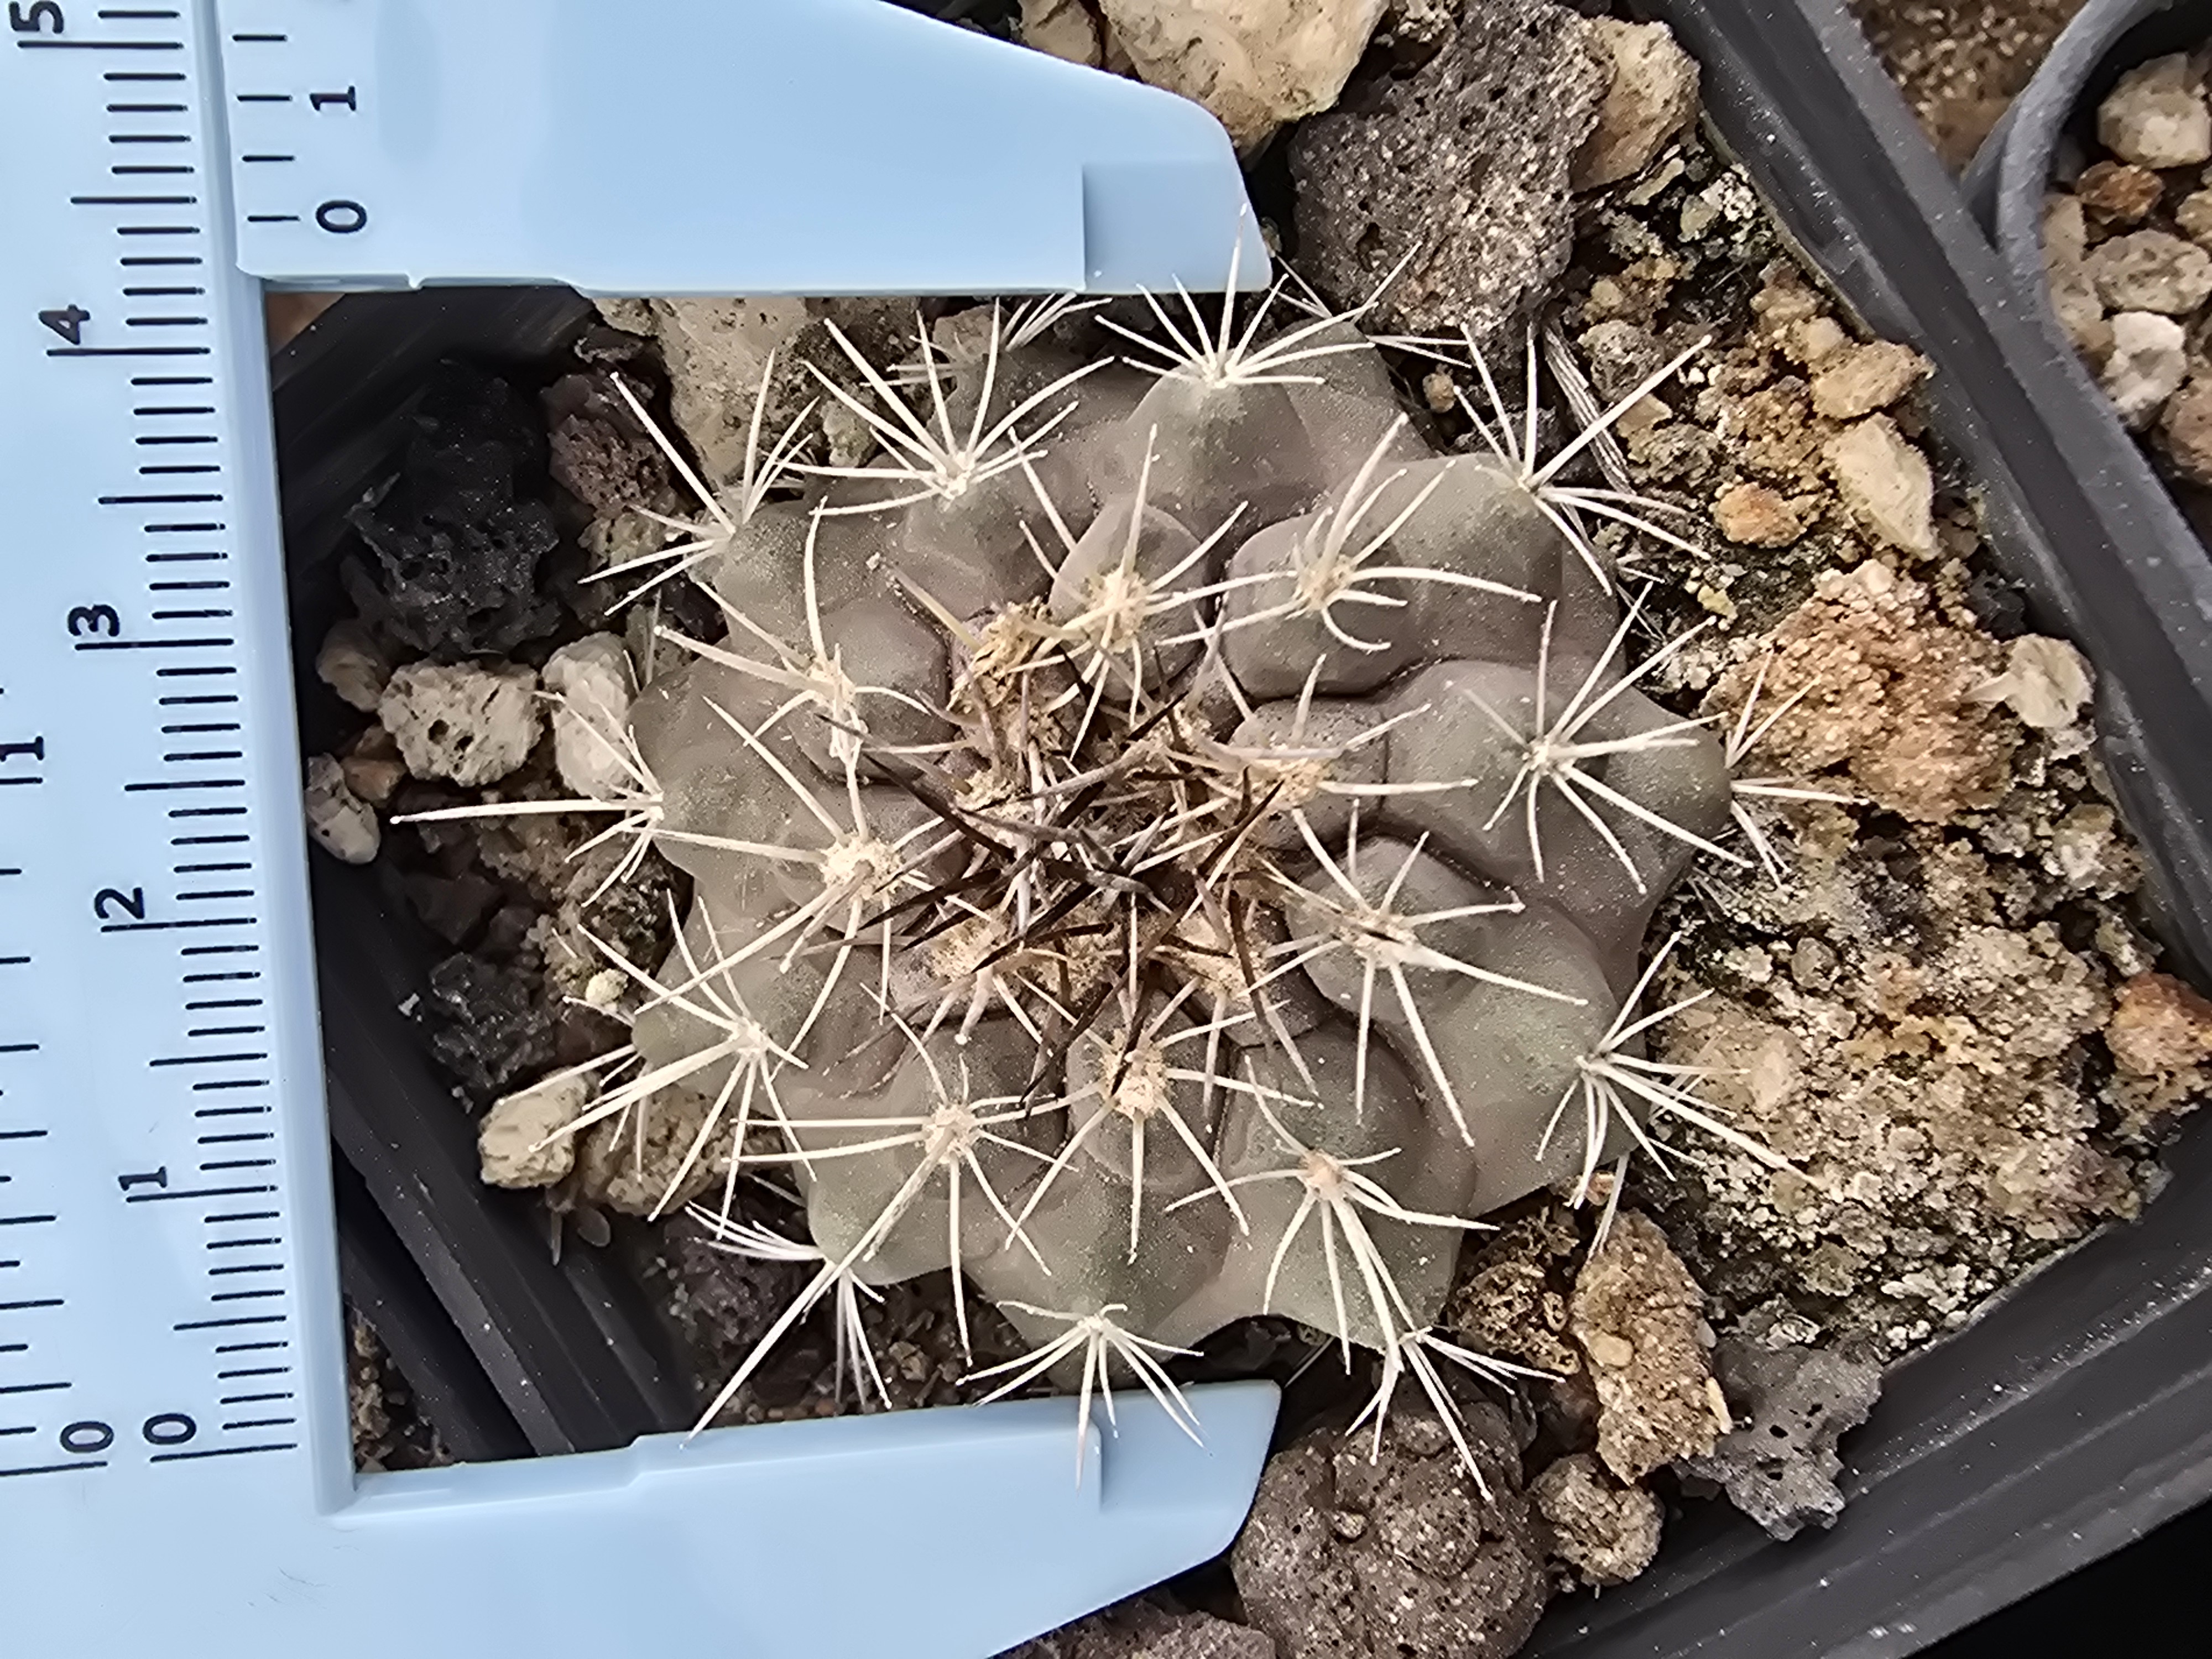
[315,619,392,714]
[1572,17,1700,190]
[1809,340,1929,421]
[379,659,542,787]
[1791,936,1838,992]
[2073,159,2163,226]
[2096,310,2188,430]
[1616,393,1670,441]
[2096,53,2212,169]
[2177,188,2212,248]
[1825,414,1934,556]
[1723,944,1774,984]
[2162,377,2212,486]
[478,1072,588,1189]
[1712,482,1803,547]
[2109,973,2212,1077]
[2043,194,2113,366]
[1750,269,1824,331]
[1978,635,2094,731]
[2046,189,2091,266]
[2086,228,2212,315]
[1015,0,1100,66]
[1578,319,1667,400]
[542,633,637,798]
[1585,1331,1636,1369]
[304,754,379,864]
[1787,315,1849,366]
[1098,0,1400,150]
[340,751,408,809]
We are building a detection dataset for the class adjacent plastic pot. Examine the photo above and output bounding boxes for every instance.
[275,3,2212,1655]
[1966,0,2212,697]
[1965,0,2212,741]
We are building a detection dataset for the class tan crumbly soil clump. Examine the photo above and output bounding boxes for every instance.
[346,1311,451,1473]
[1712,561,2017,821]
[1645,614,2161,1349]
[1567,1212,1718,1483]
[1528,1452,1664,1588]
[2105,971,2212,1136]
[1446,1202,1585,1376]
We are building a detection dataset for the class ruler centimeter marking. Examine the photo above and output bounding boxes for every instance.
[2,0,311,1485]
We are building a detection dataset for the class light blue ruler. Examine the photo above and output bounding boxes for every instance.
[0,3,1276,1653]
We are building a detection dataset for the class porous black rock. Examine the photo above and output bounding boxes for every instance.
[1288,0,1606,341]
[542,371,670,518]
[424,950,559,1103]
[1231,1401,1547,1658]
[345,361,564,659]
[1678,1335,1882,1540]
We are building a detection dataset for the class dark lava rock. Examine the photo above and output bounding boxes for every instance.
[423,951,557,1102]
[659,1214,823,1412]
[564,838,687,975]
[1289,0,1607,341]
[401,869,503,947]
[1965,567,2030,639]
[345,362,564,659]
[542,371,670,517]
[1678,1335,1882,1540]
[1001,1597,1277,1659]
[1231,1401,1547,1658]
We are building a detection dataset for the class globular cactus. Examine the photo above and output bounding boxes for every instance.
[418,291,1755,1460]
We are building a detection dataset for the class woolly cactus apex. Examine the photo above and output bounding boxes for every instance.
[533,291,1751,1453]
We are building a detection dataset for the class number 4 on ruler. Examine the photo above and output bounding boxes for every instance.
[39,304,86,345]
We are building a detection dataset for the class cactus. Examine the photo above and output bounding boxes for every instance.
[409,290,1758,1469]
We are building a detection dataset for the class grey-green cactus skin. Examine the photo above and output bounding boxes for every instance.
[623,320,1726,1360]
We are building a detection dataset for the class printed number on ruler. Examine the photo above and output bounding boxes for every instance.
[2,0,306,1484]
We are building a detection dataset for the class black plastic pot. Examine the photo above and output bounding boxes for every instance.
[1963,0,2212,745]
[274,288,693,1461]
[274,3,2212,1655]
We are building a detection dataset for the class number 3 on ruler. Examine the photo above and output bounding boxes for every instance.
[67,604,119,638]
